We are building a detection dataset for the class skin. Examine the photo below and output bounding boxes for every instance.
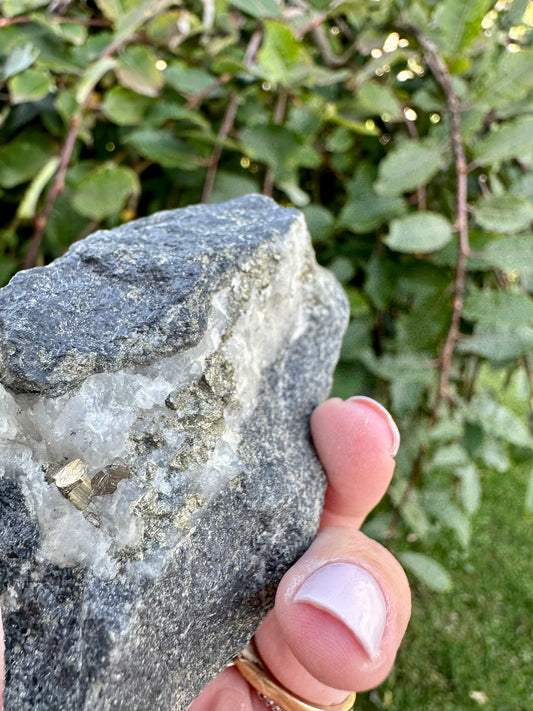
[0,397,410,711]
[189,397,411,711]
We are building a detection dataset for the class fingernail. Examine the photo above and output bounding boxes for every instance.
[347,396,400,456]
[294,563,387,661]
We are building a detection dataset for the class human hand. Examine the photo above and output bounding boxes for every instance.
[0,397,410,711]
[189,396,411,710]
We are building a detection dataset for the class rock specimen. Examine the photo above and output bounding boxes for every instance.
[0,195,348,710]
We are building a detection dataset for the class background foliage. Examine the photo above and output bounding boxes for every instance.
[1,0,533,706]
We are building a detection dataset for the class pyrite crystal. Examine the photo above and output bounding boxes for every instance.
[0,195,348,710]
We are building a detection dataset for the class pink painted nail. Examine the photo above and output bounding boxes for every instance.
[294,563,387,660]
[347,396,400,456]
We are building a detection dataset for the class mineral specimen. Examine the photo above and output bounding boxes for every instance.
[0,195,348,710]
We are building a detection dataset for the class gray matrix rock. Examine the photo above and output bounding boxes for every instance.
[0,195,348,710]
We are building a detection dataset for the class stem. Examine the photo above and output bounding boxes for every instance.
[387,27,472,531]
[200,31,262,203]
[404,26,470,405]
[201,95,239,203]
[24,113,81,269]
[23,30,137,268]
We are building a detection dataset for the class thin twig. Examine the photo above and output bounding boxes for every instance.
[404,26,470,404]
[23,33,132,268]
[386,28,472,530]
[201,95,239,203]
[295,12,327,39]
[263,88,289,197]
[24,113,81,268]
[200,31,262,203]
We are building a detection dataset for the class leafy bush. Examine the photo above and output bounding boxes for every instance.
[1,0,533,588]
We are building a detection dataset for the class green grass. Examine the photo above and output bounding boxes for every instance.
[357,460,533,711]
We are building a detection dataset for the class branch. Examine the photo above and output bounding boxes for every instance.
[200,31,262,203]
[24,113,81,269]
[201,95,239,203]
[404,26,470,404]
[23,31,137,269]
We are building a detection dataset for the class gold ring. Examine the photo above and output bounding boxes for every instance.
[232,640,356,711]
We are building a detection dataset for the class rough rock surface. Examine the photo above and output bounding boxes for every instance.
[0,195,348,710]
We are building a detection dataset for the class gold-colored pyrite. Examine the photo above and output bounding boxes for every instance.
[53,458,93,511]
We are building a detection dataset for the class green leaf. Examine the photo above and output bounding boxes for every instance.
[302,204,335,243]
[328,256,355,284]
[458,327,533,361]
[433,0,491,58]
[362,512,395,543]
[338,166,406,234]
[1,0,48,15]
[209,171,259,203]
[473,49,533,111]
[400,491,432,537]
[474,194,533,234]
[44,193,89,252]
[102,86,153,125]
[8,68,53,104]
[164,61,216,95]
[478,440,510,473]
[374,142,443,195]
[257,20,308,86]
[356,81,403,121]
[464,289,533,326]
[474,116,533,166]
[230,0,281,18]
[458,463,482,515]
[17,156,59,219]
[240,124,320,182]
[71,164,140,220]
[481,234,533,275]
[277,180,310,207]
[0,131,55,188]
[116,45,164,97]
[384,212,453,253]
[430,443,470,469]
[112,0,178,46]
[127,128,199,169]
[31,15,88,46]
[423,492,471,548]
[147,11,202,45]
[339,318,372,361]
[465,394,533,448]
[144,101,210,130]
[399,551,453,592]
[95,0,123,23]
[2,42,39,80]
